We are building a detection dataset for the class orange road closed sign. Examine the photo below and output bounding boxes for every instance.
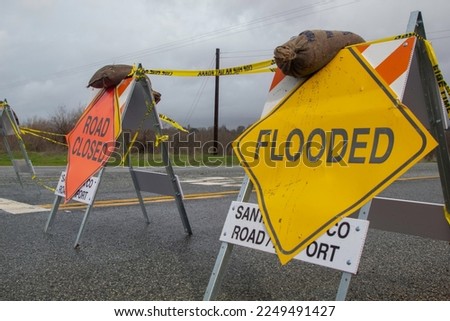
[65,88,120,202]
[233,47,437,265]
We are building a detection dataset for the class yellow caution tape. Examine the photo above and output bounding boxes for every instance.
[120,131,139,166]
[0,110,58,192]
[3,108,23,141]
[0,106,54,193]
[20,127,66,137]
[346,32,423,47]
[348,32,450,118]
[20,127,68,147]
[31,174,56,193]
[119,96,156,166]
[423,40,450,118]
[243,67,277,74]
[159,113,188,132]
[155,134,169,147]
[144,59,275,77]
[127,64,138,77]
[444,206,450,226]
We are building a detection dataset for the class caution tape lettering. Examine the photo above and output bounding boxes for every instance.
[145,59,275,77]
[433,65,450,112]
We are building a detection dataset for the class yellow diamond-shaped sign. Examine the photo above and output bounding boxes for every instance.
[233,48,437,265]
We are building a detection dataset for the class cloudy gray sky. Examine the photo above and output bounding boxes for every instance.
[1,0,450,129]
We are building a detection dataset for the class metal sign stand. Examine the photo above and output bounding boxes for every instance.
[204,11,450,301]
[203,176,252,300]
[44,74,191,248]
[44,167,106,247]
[335,10,450,301]
[0,100,35,187]
[334,200,371,300]
[410,11,450,214]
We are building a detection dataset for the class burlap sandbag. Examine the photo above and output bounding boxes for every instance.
[152,90,161,104]
[274,30,365,78]
[87,64,161,103]
[87,64,133,88]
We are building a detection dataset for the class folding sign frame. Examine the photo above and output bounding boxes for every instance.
[44,67,192,248]
[203,11,450,301]
[0,100,35,187]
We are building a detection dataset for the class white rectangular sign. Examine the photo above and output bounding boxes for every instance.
[220,201,369,274]
[55,171,99,205]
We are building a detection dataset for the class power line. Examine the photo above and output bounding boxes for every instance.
[0,0,360,91]
[426,28,450,41]
[183,56,216,125]
[221,54,273,60]
[428,28,450,34]
[220,49,275,54]
[430,35,450,40]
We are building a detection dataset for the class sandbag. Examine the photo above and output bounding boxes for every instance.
[87,64,133,88]
[87,64,161,103]
[152,90,161,104]
[274,30,365,78]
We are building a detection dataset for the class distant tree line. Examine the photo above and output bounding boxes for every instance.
[1,105,441,162]
[0,106,247,157]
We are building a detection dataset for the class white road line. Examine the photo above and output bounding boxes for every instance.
[0,198,49,214]
[181,176,244,187]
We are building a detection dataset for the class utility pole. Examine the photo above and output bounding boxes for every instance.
[213,48,220,155]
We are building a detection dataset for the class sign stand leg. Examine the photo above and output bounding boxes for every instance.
[1,135,23,187]
[16,132,35,177]
[44,195,63,233]
[162,142,192,235]
[203,176,253,300]
[203,241,235,301]
[1,106,35,187]
[408,12,450,215]
[129,166,150,224]
[122,132,151,224]
[335,200,372,301]
[138,75,192,235]
[204,11,448,301]
[9,107,36,178]
[73,167,106,248]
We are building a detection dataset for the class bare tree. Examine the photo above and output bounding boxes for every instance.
[49,105,84,135]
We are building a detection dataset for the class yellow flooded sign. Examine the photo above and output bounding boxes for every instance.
[233,48,437,265]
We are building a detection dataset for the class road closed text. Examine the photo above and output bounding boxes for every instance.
[70,116,115,163]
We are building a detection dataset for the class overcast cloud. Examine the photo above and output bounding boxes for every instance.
[1,0,449,129]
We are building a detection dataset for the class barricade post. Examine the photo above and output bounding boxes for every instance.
[44,66,191,247]
[0,100,35,187]
[204,11,450,301]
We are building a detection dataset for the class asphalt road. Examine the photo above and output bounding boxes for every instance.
[0,163,449,301]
